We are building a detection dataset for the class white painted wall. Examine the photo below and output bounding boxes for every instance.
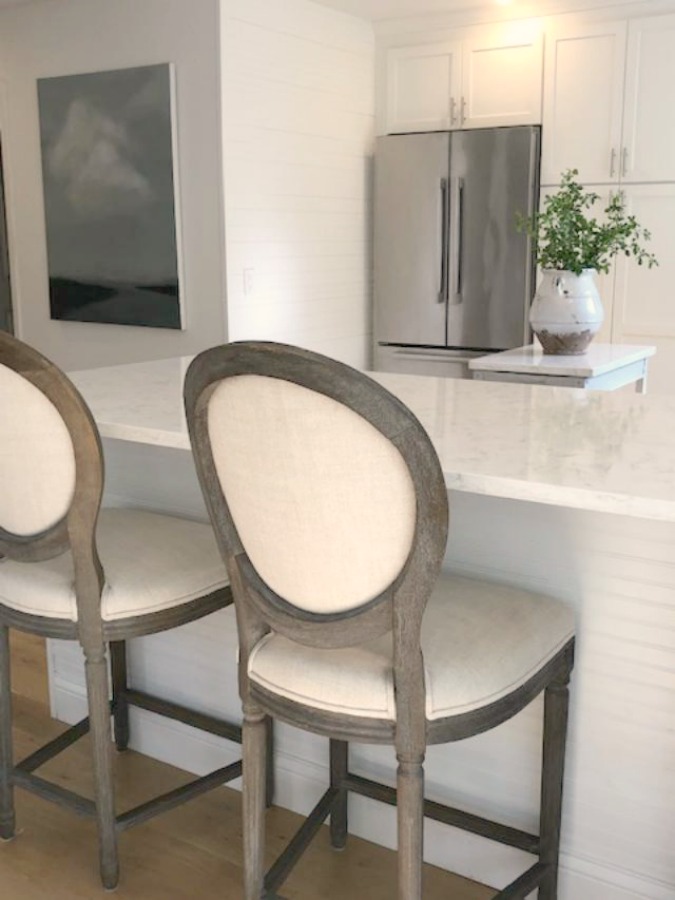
[0,0,227,370]
[220,0,375,368]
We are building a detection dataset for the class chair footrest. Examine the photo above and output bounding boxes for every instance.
[15,716,91,774]
[493,862,549,898]
[13,769,96,818]
[264,786,339,895]
[124,688,243,745]
[116,759,243,832]
[344,773,539,854]
[13,758,242,831]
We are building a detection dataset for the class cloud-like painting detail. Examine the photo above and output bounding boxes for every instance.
[48,98,153,219]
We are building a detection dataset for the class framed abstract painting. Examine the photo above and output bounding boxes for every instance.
[37,63,183,329]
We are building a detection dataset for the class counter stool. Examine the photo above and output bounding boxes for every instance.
[185,340,575,900]
[0,332,264,889]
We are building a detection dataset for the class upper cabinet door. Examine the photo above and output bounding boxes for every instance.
[541,22,627,186]
[611,184,675,393]
[461,24,543,129]
[622,15,675,183]
[385,42,462,134]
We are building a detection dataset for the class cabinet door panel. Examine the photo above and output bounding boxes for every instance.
[385,42,461,134]
[541,22,626,186]
[462,25,543,128]
[612,185,675,394]
[623,15,675,182]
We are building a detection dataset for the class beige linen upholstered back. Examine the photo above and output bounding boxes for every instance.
[0,362,76,537]
[207,374,417,614]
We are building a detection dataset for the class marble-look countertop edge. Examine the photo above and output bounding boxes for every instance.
[469,344,656,378]
[97,421,190,450]
[446,473,675,521]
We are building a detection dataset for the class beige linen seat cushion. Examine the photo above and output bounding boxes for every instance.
[248,573,574,721]
[0,508,228,622]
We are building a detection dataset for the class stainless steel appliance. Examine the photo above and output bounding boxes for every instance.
[373,126,540,377]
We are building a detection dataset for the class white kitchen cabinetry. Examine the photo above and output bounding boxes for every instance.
[611,184,675,393]
[541,21,626,185]
[542,14,675,186]
[385,41,462,133]
[384,23,543,135]
[461,27,544,129]
[622,15,675,183]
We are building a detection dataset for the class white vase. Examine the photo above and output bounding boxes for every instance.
[529,268,604,355]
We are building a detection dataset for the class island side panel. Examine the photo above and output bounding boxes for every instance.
[46,443,675,900]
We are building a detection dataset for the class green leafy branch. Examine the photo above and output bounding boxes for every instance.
[516,169,658,276]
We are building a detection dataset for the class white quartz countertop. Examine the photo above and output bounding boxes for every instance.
[69,355,675,522]
[469,343,656,377]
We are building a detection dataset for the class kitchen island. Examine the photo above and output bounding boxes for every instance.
[54,357,675,900]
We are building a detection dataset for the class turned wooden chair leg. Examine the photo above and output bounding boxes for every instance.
[243,702,267,900]
[109,640,130,752]
[84,643,119,890]
[0,625,15,841]
[397,752,425,900]
[329,739,348,850]
[538,671,571,900]
[265,715,275,808]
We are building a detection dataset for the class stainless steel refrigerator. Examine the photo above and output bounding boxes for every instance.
[372,126,540,377]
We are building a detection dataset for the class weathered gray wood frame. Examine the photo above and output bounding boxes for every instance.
[185,340,575,900]
[0,331,261,889]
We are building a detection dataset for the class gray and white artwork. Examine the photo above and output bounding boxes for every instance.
[37,64,182,329]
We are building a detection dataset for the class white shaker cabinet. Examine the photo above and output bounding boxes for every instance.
[541,21,626,185]
[622,15,675,183]
[461,27,544,129]
[383,23,543,135]
[610,184,675,393]
[385,41,462,133]
[542,14,675,187]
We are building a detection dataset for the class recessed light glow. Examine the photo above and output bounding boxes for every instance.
[496,0,513,5]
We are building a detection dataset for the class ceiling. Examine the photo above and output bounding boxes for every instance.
[301,0,643,19]
[0,0,648,18]
[0,0,481,9]
[309,0,488,17]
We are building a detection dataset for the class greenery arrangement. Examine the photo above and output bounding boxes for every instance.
[516,168,658,275]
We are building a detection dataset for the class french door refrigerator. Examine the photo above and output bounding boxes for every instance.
[372,126,540,377]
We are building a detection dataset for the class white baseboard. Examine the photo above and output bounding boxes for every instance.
[49,677,670,900]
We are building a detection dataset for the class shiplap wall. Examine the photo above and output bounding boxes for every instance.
[220,0,375,367]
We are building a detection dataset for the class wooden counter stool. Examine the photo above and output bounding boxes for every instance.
[0,331,263,889]
[185,341,576,900]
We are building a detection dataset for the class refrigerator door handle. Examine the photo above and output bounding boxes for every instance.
[450,176,464,303]
[438,178,450,303]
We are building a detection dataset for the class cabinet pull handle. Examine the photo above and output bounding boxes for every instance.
[450,97,457,127]
[622,147,629,177]
[610,148,616,177]
[461,96,466,125]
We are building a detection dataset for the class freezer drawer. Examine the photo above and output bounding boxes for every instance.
[373,344,477,379]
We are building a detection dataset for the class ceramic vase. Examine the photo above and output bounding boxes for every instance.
[529,268,603,355]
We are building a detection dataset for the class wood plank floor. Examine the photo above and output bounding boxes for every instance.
[2,632,495,899]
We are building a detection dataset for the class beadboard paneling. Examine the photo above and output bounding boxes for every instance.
[220,0,375,367]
